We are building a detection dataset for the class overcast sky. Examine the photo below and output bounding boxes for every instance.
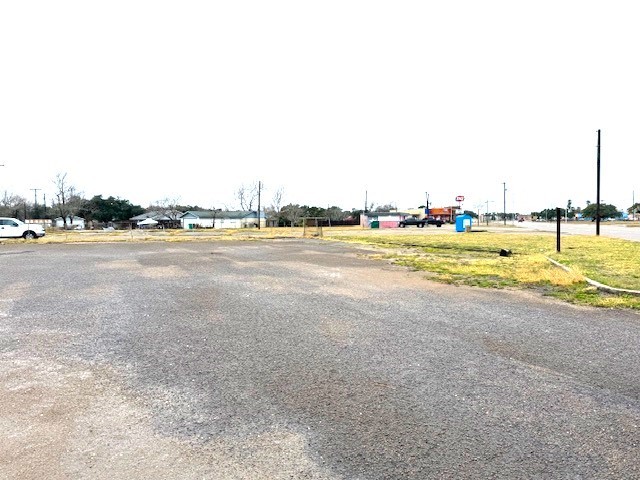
[1,1,638,214]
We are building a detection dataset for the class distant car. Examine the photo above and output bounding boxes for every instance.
[0,217,46,239]
[398,217,443,228]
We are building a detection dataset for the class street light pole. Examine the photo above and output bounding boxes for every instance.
[257,181,261,230]
[503,182,507,225]
[596,129,601,236]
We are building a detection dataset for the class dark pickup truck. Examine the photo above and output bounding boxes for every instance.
[398,217,444,228]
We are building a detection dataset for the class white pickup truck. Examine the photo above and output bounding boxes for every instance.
[0,217,46,239]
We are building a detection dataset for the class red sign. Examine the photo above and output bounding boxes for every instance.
[455,196,465,202]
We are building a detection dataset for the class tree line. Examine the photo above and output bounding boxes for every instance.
[531,199,638,221]
[0,174,364,228]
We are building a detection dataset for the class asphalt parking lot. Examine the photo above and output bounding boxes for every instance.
[1,239,639,479]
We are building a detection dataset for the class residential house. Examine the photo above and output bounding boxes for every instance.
[180,210,266,229]
[180,211,218,229]
[130,211,182,229]
[54,216,85,229]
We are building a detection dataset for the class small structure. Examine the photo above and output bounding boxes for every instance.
[26,219,53,228]
[216,211,266,229]
[137,218,159,228]
[54,216,85,230]
[180,211,218,229]
[130,211,182,229]
[362,211,410,229]
[455,214,473,232]
[425,207,458,223]
[179,210,266,229]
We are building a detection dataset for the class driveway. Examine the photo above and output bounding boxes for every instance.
[1,240,639,479]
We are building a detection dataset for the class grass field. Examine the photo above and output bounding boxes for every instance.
[327,229,640,309]
[6,226,640,309]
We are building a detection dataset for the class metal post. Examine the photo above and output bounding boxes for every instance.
[556,207,561,252]
[257,181,261,230]
[596,129,601,236]
[503,182,507,225]
[486,200,490,226]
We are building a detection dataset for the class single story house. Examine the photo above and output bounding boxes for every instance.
[181,210,266,229]
[180,210,218,229]
[362,211,410,228]
[54,216,85,229]
[130,211,182,229]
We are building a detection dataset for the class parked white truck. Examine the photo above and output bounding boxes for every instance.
[0,217,46,239]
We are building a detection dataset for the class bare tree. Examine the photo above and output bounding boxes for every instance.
[151,197,183,228]
[236,183,259,211]
[264,187,284,226]
[53,173,83,227]
[0,191,27,218]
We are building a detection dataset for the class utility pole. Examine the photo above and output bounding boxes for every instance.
[596,129,601,236]
[31,188,41,217]
[257,181,261,230]
[425,192,430,217]
[503,182,507,225]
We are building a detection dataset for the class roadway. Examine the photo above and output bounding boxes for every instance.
[514,220,640,242]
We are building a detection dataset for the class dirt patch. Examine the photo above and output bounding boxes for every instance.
[0,352,339,480]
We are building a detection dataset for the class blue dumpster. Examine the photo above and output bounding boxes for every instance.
[455,214,473,233]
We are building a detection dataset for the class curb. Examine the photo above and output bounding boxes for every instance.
[546,257,640,296]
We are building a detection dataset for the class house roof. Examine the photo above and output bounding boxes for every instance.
[218,210,259,220]
[130,211,181,221]
[365,211,411,218]
[178,210,266,220]
[180,210,218,220]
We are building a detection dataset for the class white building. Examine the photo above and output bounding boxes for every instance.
[180,210,266,229]
[54,216,85,229]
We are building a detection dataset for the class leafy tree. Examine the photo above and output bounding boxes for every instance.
[566,199,575,219]
[581,202,620,220]
[627,203,640,217]
[80,195,144,223]
[462,210,478,219]
[301,205,324,218]
[374,203,396,212]
[533,208,565,221]
[325,206,347,221]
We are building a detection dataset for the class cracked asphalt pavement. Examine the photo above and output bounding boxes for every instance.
[1,239,639,479]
